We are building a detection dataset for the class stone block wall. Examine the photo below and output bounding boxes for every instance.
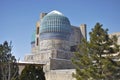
[50,58,74,70]
[45,69,76,80]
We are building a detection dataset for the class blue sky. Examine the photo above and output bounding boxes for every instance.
[0,0,120,60]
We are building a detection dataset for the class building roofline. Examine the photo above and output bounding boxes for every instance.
[17,61,45,65]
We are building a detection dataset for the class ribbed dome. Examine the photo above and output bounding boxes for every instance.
[40,10,71,34]
[40,10,72,40]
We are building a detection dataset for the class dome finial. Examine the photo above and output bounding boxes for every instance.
[47,10,63,15]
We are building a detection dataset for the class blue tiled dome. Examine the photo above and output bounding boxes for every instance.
[40,10,72,40]
[31,30,35,43]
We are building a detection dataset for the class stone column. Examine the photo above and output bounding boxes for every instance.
[80,24,87,39]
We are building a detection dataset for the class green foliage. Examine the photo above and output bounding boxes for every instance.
[72,23,120,80]
[72,39,94,80]
[0,41,19,80]
[20,64,45,80]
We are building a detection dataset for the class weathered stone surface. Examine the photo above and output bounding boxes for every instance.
[50,58,74,70]
[45,69,76,80]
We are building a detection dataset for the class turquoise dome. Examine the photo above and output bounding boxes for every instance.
[31,30,35,44]
[40,10,72,40]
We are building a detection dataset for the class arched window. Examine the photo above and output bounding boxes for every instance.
[36,38,39,46]
[37,27,39,34]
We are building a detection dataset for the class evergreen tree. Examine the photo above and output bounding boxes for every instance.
[72,39,96,80]
[20,64,45,80]
[89,23,120,80]
[0,41,19,80]
[72,23,120,80]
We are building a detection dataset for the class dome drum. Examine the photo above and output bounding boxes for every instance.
[40,32,71,40]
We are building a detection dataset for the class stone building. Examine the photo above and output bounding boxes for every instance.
[24,10,87,80]
[109,32,120,45]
